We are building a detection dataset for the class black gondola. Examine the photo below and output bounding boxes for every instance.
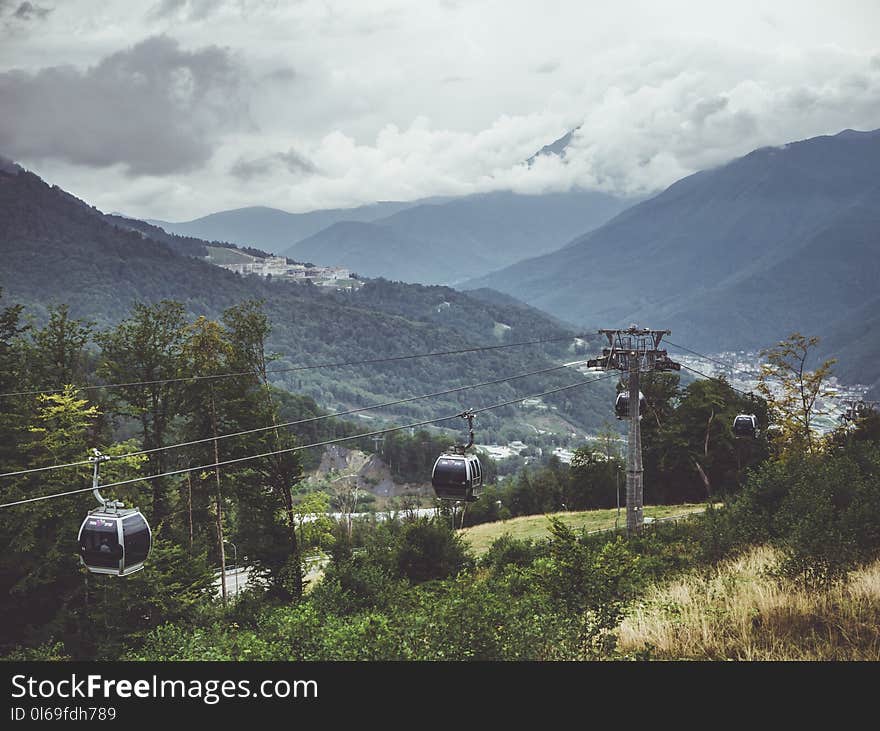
[615,391,647,419]
[78,450,152,576]
[733,413,758,438]
[431,453,483,502]
[78,508,151,576]
[431,410,483,502]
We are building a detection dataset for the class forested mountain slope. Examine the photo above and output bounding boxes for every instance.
[0,164,614,437]
[466,129,880,393]
[285,189,632,284]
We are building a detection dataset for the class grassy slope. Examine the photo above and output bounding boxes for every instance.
[617,545,880,660]
[205,245,254,264]
[458,503,708,555]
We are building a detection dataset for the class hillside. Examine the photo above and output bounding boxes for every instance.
[284,189,633,285]
[0,163,616,438]
[106,214,279,261]
[459,503,707,555]
[148,200,433,253]
[617,545,880,660]
[285,220,448,281]
[466,129,880,391]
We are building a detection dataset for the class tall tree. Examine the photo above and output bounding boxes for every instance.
[0,289,29,470]
[27,305,94,392]
[97,301,188,524]
[654,377,769,501]
[0,387,99,651]
[223,300,305,599]
[180,316,237,604]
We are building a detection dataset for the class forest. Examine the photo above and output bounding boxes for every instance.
[2,287,880,661]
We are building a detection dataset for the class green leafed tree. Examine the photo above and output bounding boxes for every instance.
[26,304,94,392]
[222,300,305,599]
[758,333,836,457]
[96,301,189,523]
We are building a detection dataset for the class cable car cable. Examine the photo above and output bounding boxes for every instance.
[104,361,583,462]
[0,372,617,509]
[665,340,742,369]
[671,341,841,418]
[677,362,754,397]
[0,360,588,479]
[0,457,99,479]
[680,361,838,422]
[0,333,583,399]
[665,340,763,381]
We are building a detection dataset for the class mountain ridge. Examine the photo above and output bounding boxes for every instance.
[464,128,880,394]
[284,188,634,284]
[147,199,443,254]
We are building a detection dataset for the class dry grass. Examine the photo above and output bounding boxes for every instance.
[617,545,880,660]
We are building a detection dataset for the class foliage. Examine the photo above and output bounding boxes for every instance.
[2,271,880,660]
[758,333,837,457]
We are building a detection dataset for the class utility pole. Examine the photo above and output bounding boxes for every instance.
[627,354,642,534]
[587,325,680,534]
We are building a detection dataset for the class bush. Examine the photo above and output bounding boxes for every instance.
[394,519,473,583]
[480,534,545,573]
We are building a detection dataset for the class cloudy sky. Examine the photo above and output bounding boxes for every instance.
[2,0,879,220]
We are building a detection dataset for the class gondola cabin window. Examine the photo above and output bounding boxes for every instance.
[435,458,467,484]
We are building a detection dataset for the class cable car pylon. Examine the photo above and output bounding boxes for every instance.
[587,326,680,534]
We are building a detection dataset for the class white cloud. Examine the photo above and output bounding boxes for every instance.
[3,1,879,219]
[0,35,250,175]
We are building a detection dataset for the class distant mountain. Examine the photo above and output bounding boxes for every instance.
[465,128,880,392]
[284,189,633,284]
[147,200,434,254]
[0,155,22,175]
[106,214,282,261]
[0,163,613,435]
[459,288,579,331]
[526,126,580,166]
[285,221,450,281]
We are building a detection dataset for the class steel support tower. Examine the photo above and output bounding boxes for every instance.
[587,326,680,534]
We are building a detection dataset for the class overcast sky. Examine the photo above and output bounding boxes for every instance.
[2,0,879,220]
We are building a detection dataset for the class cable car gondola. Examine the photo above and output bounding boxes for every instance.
[78,450,152,576]
[431,410,483,502]
[615,391,647,419]
[733,414,758,439]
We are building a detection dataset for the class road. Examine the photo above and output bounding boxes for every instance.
[212,554,328,599]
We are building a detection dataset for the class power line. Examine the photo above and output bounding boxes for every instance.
[0,360,586,479]
[0,372,617,509]
[0,333,581,399]
[0,457,99,479]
